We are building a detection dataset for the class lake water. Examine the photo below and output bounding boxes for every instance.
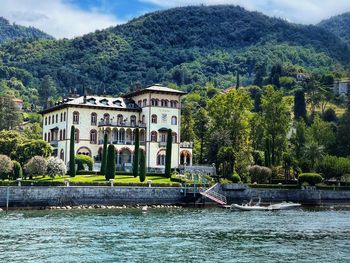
[0,207,349,262]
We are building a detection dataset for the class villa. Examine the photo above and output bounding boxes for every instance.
[41,85,193,171]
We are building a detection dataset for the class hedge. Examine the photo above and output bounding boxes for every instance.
[76,154,93,171]
[298,173,323,186]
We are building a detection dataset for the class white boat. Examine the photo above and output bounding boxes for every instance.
[230,198,301,211]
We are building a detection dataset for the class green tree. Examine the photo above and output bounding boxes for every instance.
[336,111,350,156]
[165,129,172,178]
[307,116,336,150]
[105,144,116,180]
[133,128,140,177]
[261,86,290,165]
[194,108,209,164]
[290,120,307,162]
[0,130,24,156]
[23,123,42,140]
[12,160,23,180]
[304,142,325,171]
[100,133,108,175]
[13,139,52,164]
[69,125,76,177]
[181,104,196,142]
[0,94,22,130]
[38,75,57,106]
[139,148,146,182]
[294,89,307,120]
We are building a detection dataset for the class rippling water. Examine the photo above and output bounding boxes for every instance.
[0,207,349,262]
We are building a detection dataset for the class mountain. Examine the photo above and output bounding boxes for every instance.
[0,5,349,96]
[0,17,52,44]
[318,12,350,45]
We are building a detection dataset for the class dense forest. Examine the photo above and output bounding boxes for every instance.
[0,17,52,44]
[0,5,350,106]
[319,12,350,45]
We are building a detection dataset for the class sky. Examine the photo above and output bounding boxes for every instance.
[0,0,350,39]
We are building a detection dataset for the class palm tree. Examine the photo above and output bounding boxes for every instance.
[303,142,325,171]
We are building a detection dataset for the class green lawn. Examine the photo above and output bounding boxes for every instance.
[35,175,176,185]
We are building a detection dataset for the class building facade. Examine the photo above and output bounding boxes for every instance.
[41,85,193,171]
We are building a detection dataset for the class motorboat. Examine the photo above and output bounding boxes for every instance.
[230,197,301,211]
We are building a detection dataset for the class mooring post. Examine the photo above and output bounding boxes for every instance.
[6,187,9,213]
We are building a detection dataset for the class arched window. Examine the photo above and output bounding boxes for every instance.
[45,117,47,125]
[91,112,97,125]
[171,116,177,125]
[138,100,142,107]
[44,133,47,141]
[90,129,97,144]
[117,114,123,125]
[59,130,62,140]
[60,149,64,161]
[142,115,145,124]
[60,113,63,122]
[75,128,80,143]
[52,115,55,123]
[151,114,157,124]
[55,114,58,123]
[161,99,169,107]
[48,133,51,142]
[157,150,166,166]
[103,113,110,124]
[63,129,66,140]
[143,99,147,107]
[73,111,79,124]
[64,112,66,121]
[130,115,136,127]
[170,100,178,108]
[151,131,157,142]
[48,116,51,125]
[172,132,178,143]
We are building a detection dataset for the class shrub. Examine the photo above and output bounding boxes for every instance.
[249,165,272,184]
[0,155,13,180]
[231,172,241,183]
[24,156,47,179]
[12,160,23,180]
[47,157,67,178]
[76,154,94,171]
[316,155,350,180]
[298,173,323,186]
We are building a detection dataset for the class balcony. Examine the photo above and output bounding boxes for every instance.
[98,140,145,145]
[98,121,146,128]
[180,141,193,148]
[50,140,58,147]
[158,141,167,147]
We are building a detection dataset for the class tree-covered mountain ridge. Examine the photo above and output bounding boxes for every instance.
[0,5,349,98]
[318,12,350,45]
[0,17,52,44]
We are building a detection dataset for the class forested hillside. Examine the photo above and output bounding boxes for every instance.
[0,17,52,44]
[319,12,350,45]
[0,5,349,100]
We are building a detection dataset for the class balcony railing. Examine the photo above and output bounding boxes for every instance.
[98,121,146,128]
[50,140,58,147]
[98,140,145,145]
[159,141,167,147]
[180,141,193,148]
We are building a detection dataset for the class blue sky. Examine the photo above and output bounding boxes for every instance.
[0,0,350,39]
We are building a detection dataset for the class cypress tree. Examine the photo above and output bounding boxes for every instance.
[133,128,140,177]
[69,125,76,177]
[105,144,116,180]
[100,133,108,175]
[139,149,146,183]
[165,129,173,178]
[294,89,307,120]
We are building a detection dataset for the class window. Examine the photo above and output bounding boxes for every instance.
[45,117,47,125]
[130,115,136,127]
[142,115,145,124]
[160,132,166,142]
[172,132,178,143]
[161,99,169,107]
[138,100,142,107]
[157,151,166,166]
[151,131,157,142]
[113,100,122,106]
[60,149,64,161]
[73,111,79,124]
[48,133,51,142]
[171,116,177,125]
[91,112,97,125]
[63,129,66,140]
[103,113,110,124]
[143,99,147,107]
[59,130,62,140]
[151,114,157,124]
[151,98,159,106]
[75,128,80,143]
[117,114,123,125]
[100,99,109,105]
[55,114,58,123]
[60,113,63,122]
[64,112,66,121]
[48,116,51,125]
[44,133,47,141]
[170,100,178,108]
[90,129,97,144]
[52,115,55,123]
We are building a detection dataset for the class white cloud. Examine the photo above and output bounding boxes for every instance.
[0,0,121,39]
[140,0,350,24]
